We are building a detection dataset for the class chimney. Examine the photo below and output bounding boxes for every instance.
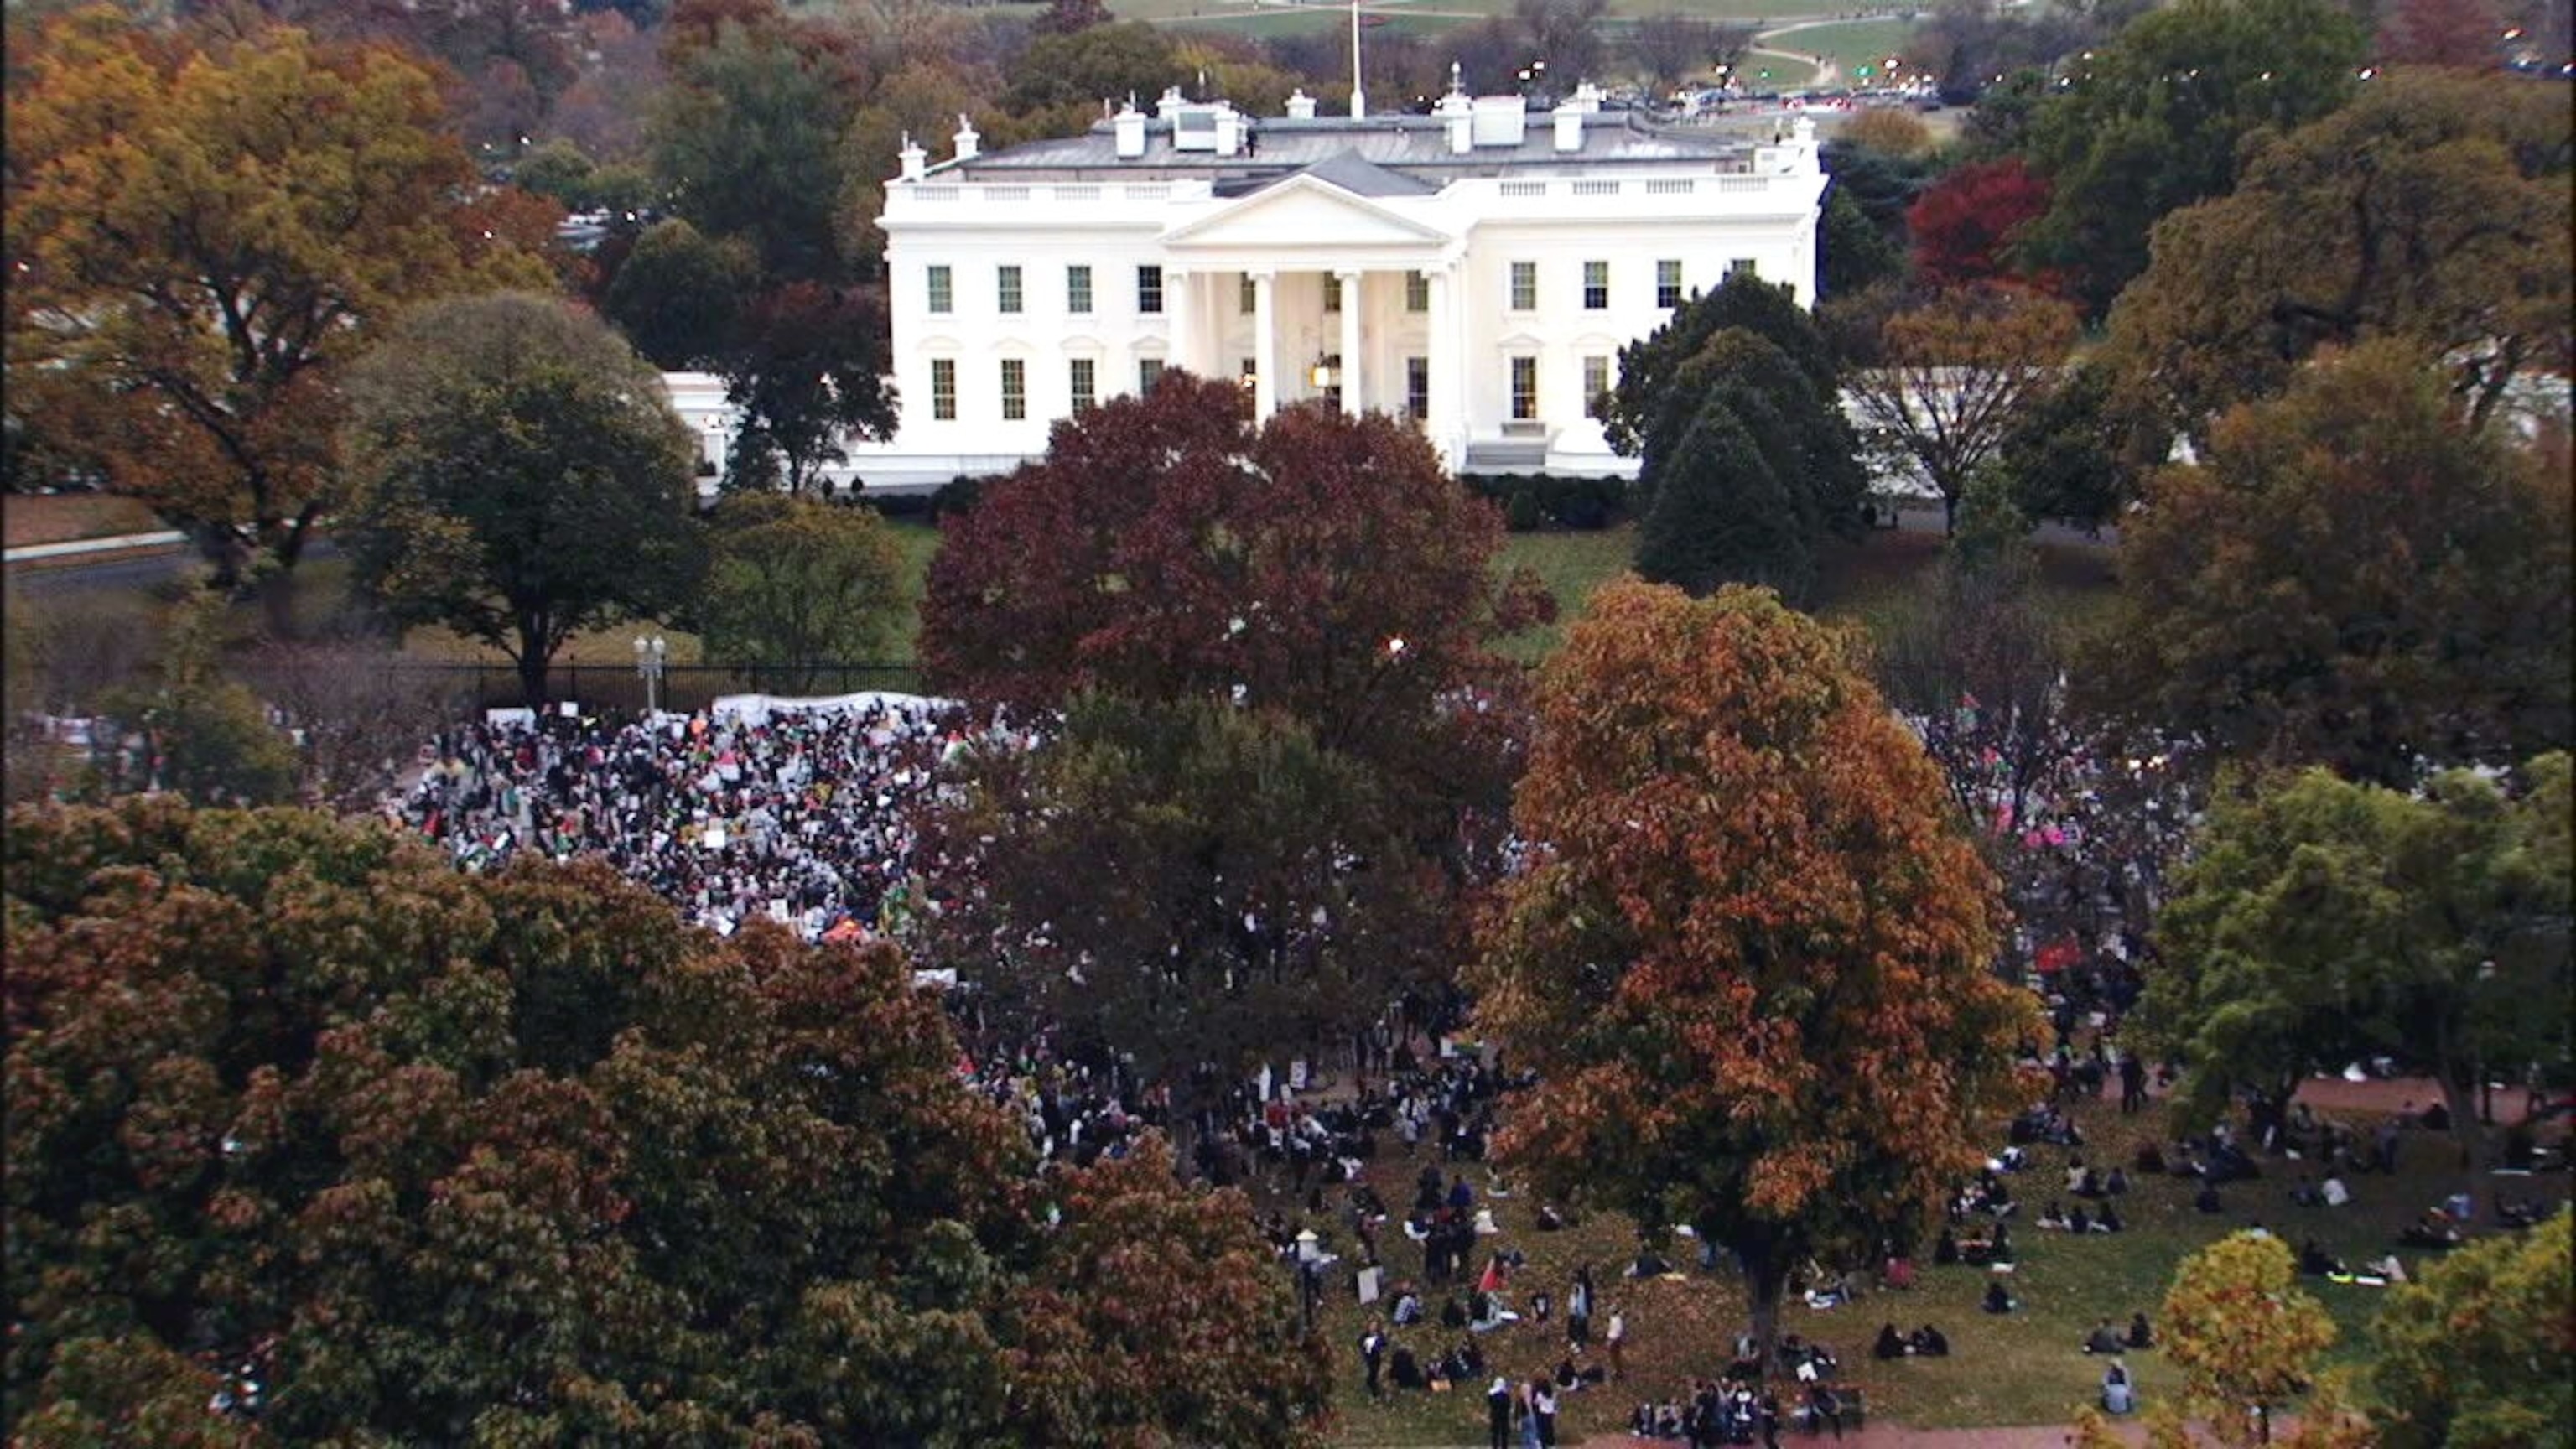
[953,114,979,162]
[1214,101,1242,157]
[1156,85,1187,120]
[1553,105,1582,152]
[1114,98,1147,159]
[1436,66,1472,154]
[898,131,927,181]
[1285,87,1317,120]
[1571,80,1604,115]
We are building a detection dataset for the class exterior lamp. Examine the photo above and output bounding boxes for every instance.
[633,634,668,714]
[1310,358,1336,388]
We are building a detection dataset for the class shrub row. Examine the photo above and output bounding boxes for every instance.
[1462,473,1631,532]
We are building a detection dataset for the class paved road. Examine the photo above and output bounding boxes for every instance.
[3,537,345,597]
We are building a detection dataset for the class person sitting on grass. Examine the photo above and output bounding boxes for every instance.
[1910,1322,1950,1357]
[2070,1205,2093,1234]
[2038,1202,2071,1231]
[2084,1318,2124,1354]
[1391,1344,1425,1390]
[1873,1322,1907,1360]
[2096,1202,2126,1233]
[2298,1238,2346,1277]
[2101,1358,2136,1415]
[1990,1223,2016,1263]
[2195,1182,2225,1214]
[1935,1227,1961,1265]
[2105,1166,2131,1196]
[2127,1311,2153,1349]
[1982,1279,2018,1314]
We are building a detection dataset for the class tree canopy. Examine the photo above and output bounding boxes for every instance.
[2104,67,2573,439]
[3,13,552,585]
[699,495,909,689]
[2145,756,2573,1197]
[919,374,1550,813]
[2018,0,2367,316]
[2369,1209,2576,1449]
[2153,1233,2340,1448]
[2095,341,2573,782]
[4,797,1333,1446]
[1467,579,2037,1363]
[338,293,707,706]
[1844,284,2081,532]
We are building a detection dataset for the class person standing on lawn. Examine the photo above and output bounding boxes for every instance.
[1488,1375,1514,1449]
[1607,1303,1628,1380]
[1359,1318,1387,1399]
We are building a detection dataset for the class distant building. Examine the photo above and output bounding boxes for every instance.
[678,79,1830,494]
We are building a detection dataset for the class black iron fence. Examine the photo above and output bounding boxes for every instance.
[392,662,926,715]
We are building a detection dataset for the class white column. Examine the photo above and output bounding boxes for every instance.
[1427,264,1463,469]
[1167,267,1193,377]
[1337,269,1363,415]
[1250,268,1277,422]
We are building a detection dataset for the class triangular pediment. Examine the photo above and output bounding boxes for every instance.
[1166,173,1450,251]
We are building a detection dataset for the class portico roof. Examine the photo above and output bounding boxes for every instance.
[1162,165,1452,255]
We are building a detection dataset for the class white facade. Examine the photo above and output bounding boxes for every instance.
[705,84,1827,491]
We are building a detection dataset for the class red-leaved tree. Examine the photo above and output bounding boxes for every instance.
[1907,157,2055,292]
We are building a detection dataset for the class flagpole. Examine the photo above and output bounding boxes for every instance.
[1349,0,1366,117]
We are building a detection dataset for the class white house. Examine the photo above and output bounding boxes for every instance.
[680,78,1830,494]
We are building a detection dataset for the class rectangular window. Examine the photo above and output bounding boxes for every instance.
[1657,258,1684,309]
[1240,274,1258,314]
[1240,356,1258,385]
[1405,271,1430,313]
[927,264,952,315]
[1509,356,1538,421]
[1582,260,1608,310]
[1137,265,1164,314]
[1509,261,1536,312]
[1000,358,1026,420]
[1139,357,1166,392]
[1727,257,1758,281]
[930,358,956,420]
[1069,357,1096,413]
[1583,355,1611,415]
[1406,356,1429,421]
[1323,274,1343,313]
[1067,264,1093,314]
[997,264,1023,314]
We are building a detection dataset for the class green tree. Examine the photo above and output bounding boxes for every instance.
[1994,359,2157,532]
[338,292,706,706]
[699,496,907,689]
[652,14,860,283]
[88,596,299,808]
[1468,580,2038,1364]
[1604,273,1841,458]
[2019,0,2368,316]
[2148,756,2573,1202]
[1635,401,1810,600]
[1820,184,1908,297]
[720,282,900,496]
[3,14,552,587]
[2104,68,2573,439]
[511,135,599,206]
[3,797,1332,1446]
[1002,21,1180,113]
[2095,341,2572,782]
[604,216,760,369]
[2370,1210,2576,1449]
[2155,1233,2338,1446]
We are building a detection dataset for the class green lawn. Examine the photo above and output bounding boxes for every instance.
[1758,17,1919,82]
[1290,1087,2498,1445]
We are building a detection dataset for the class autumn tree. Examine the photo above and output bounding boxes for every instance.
[2103,69,2572,439]
[2096,341,2573,782]
[699,495,909,689]
[2146,757,2573,1203]
[1845,284,2081,532]
[2370,1209,2576,1449]
[338,293,706,707]
[2018,0,2367,315]
[1467,580,2038,1364]
[1838,107,1935,161]
[4,797,1333,1446]
[721,282,900,495]
[3,14,550,588]
[1906,157,2054,291]
[2378,0,2507,67]
[2156,1233,2339,1446]
[920,376,1550,817]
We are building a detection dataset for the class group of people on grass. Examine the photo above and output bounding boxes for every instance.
[397,699,979,943]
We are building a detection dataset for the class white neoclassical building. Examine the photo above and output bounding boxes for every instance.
[673,81,1830,491]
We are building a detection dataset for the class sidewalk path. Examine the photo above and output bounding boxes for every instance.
[4,529,187,564]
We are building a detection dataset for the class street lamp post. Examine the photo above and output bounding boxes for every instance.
[632,635,668,715]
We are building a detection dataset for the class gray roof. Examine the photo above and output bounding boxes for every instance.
[941,112,1757,185]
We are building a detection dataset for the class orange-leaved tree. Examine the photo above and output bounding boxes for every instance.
[4,12,553,589]
[1467,579,2038,1363]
